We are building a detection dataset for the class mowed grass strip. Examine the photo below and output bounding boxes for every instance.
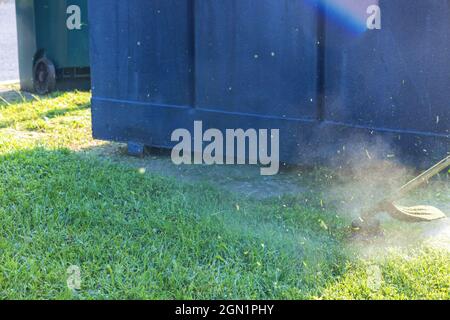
[0,91,448,299]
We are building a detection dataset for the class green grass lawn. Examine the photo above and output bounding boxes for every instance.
[0,91,449,299]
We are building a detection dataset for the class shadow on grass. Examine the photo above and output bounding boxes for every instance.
[0,89,51,106]
[80,142,331,202]
[40,101,91,119]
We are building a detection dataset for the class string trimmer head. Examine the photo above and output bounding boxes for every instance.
[352,156,449,237]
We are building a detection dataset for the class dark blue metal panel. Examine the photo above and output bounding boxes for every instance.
[89,0,449,166]
[323,0,450,140]
[90,0,195,105]
[195,0,318,119]
[89,0,320,163]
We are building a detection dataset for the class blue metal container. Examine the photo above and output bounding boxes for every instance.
[89,0,449,166]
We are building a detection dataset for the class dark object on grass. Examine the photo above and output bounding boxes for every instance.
[127,142,146,158]
[33,57,56,95]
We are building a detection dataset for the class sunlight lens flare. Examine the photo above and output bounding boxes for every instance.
[308,0,380,34]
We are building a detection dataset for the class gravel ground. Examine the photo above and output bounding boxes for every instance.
[0,0,19,82]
